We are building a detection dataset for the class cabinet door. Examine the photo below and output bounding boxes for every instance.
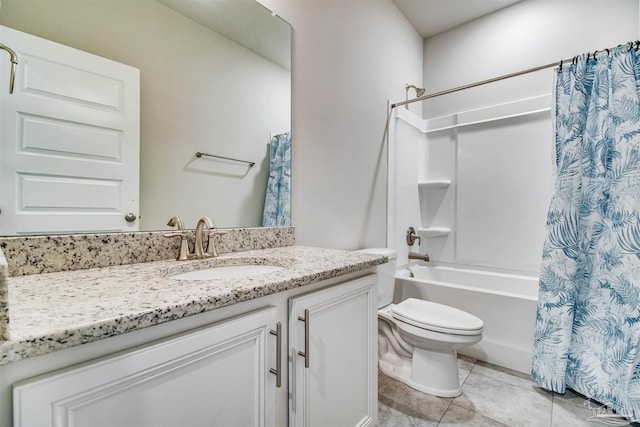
[13,307,278,427]
[289,275,377,427]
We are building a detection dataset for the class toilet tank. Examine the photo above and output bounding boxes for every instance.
[356,248,397,308]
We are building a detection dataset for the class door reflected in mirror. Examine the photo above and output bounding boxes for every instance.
[0,0,291,235]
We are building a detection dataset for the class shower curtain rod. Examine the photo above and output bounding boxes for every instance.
[391,40,640,109]
[391,61,560,109]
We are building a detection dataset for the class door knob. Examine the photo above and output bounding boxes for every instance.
[124,213,137,222]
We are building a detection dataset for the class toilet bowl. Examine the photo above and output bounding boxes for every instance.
[358,248,484,398]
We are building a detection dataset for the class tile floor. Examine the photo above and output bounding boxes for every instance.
[378,356,639,427]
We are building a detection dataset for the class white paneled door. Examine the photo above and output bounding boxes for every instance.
[0,25,140,234]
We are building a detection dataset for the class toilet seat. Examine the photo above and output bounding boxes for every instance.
[391,298,483,336]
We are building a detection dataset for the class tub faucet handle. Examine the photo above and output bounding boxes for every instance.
[406,227,421,247]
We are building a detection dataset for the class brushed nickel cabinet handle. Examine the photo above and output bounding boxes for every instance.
[0,44,18,94]
[297,309,310,368]
[269,322,282,388]
[124,213,137,222]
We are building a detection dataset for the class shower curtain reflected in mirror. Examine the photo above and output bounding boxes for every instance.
[532,45,640,422]
[262,132,291,227]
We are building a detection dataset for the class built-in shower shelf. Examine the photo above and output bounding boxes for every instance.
[417,227,451,238]
[418,180,452,190]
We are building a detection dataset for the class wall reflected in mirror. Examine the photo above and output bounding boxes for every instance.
[0,0,291,234]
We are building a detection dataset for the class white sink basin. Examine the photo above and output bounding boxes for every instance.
[169,264,285,281]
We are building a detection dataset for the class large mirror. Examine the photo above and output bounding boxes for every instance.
[0,0,291,234]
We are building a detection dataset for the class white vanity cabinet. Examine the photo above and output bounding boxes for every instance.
[13,307,279,427]
[6,271,377,427]
[289,275,377,427]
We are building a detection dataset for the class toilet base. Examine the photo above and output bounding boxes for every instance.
[379,347,462,398]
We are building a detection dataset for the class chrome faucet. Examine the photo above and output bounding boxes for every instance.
[406,226,429,262]
[408,251,430,262]
[164,215,227,260]
[194,216,227,258]
[194,216,214,257]
[163,216,190,260]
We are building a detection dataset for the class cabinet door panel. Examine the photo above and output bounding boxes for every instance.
[13,307,277,427]
[289,275,376,427]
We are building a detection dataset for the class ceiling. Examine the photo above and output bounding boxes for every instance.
[393,0,523,38]
[157,0,291,69]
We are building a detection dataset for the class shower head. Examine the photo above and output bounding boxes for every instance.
[406,84,425,97]
[405,84,426,108]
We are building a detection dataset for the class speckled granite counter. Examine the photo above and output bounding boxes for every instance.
[0,227,295,276]
[0,227,295,341]
[0,245,385,365]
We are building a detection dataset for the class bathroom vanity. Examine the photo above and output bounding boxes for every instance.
[0,228,385,427]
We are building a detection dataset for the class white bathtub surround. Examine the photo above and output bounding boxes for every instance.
[0,245,385,365]
[387,99,552,271]
[399,265,538,374]
[386,96,550,374]
[0,226,295,276]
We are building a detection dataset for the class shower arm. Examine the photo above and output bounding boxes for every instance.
[405,84,425,109]
[0,43,18,94]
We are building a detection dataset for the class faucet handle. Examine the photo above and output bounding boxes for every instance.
[163,231,191,261]
[406,226,421,247]
[205,229,227,257]
[162,231,183,237]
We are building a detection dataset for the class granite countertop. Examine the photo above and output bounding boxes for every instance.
[0,245,385,365]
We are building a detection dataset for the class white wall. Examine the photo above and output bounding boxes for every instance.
[0,0,290,230]
[259,0,423,249]
[423,0,639,118]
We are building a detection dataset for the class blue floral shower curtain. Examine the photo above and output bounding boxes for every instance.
[262,132,291,227]
[532,45,640,421]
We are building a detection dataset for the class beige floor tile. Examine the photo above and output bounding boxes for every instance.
[378,401,439,427]
[551,396,608,427]
[471,361,535,391]
[378,371,452,425]
[451,368,553,427]
[377,358,640,427]
[458,355,476,385]
[552,389,637,427]
[437,404,509,427]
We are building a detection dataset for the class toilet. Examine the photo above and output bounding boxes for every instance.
[360,248,483,397]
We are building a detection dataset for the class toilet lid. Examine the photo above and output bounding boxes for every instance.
[391,298,484,335]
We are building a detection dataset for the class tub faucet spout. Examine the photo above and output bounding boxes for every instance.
[408,251,430,262]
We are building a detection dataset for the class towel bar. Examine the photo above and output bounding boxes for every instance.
[195,151,255,167]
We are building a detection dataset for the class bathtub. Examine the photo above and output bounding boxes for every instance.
[397,264,539,374]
